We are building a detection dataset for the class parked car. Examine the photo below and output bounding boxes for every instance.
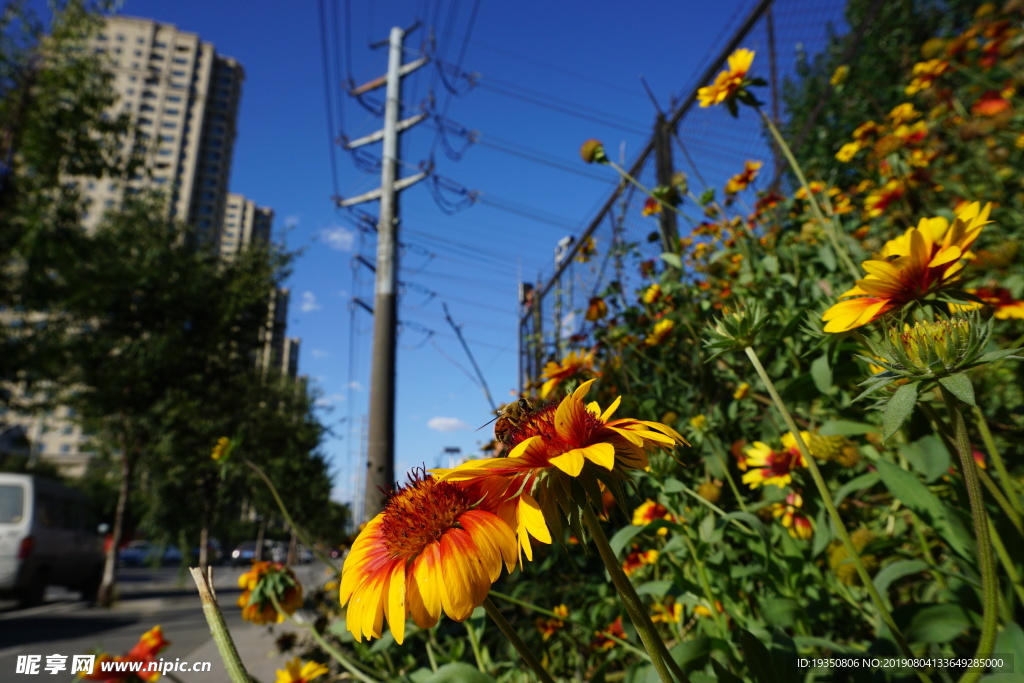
[191,539,223,566]
[229,540,280,566]
[0,473,105,605]
[117,540,182,567]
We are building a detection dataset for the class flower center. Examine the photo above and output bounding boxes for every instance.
[378,474,472,560]
[509,403,603,455]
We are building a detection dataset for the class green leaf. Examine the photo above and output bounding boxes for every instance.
[818,420,878,436]
[873,559,929,596]
[900,435,950,483]
[739,629,779,683]
[761,598,801,629]
[609,524,643,558]
[660,252,683,269]
[669,636,711,671]
[833,471,880,506]
[897,603,977,643]
[818,244,836,272]
[663,477,686,493]
[882,382,919,441]
[635,580,673,596]
[762,255,779,274]
[994,622,1024,677]
[810,354,833,394]
[938,372,976,406]
[873,459,974,559]
[974,348,1024,365]
[710,659,746,683]
[421,663,497,683]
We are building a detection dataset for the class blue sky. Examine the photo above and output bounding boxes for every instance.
[112,0,814,516]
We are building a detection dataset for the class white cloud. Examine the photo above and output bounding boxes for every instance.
[315,393,345,407]
[348,381,363,391]
[284,214,301,227]
[321,226,356,252]
[310,348,330,359]
[427,417,469,433]
[300,291,321,313]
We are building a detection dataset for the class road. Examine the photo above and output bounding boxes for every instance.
[0,562,335,682]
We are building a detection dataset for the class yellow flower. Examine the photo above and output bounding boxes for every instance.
[698,48,755,108]
[275,658,329,683]
[888,103,921,125]
[823,202,992,332]
[642,283,662,304]
[339,472,518,643]
[905,59,950,95]
[725,160,763,194]
[771,492,813,540]
[632,499,675,535]
[539,349,595,399]
[580,139,607,164]
[210,436,231,461]
[238,562,303,625]
[950,287,1024,320]
[622,548,659,576]
[689,414,707,431]
[733,382,750,400]
[863,179,906,218]
[651,598,683,623]
[741,432,808,489]
[645,318,675,346]
[829,65,849,86]
[835,141,862,163]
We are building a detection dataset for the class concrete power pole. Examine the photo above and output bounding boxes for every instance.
[337,26,427,521]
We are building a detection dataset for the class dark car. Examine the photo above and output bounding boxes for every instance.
[229,540,279,566]
[117,540,182,567]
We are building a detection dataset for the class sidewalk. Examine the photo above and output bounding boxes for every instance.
[177,562,332,683]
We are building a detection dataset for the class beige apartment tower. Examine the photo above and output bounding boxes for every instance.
[85,16,243,244]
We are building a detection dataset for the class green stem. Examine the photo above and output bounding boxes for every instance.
[939,388,999,683]
[987,515,1024,610]
[243,458,340,572]
[972,405,1023,515]
[743,347,926,676]
[464,619,486,673]
[606,160,689,221]
[978,468,1024,538]
[267,592,380,683]
[582,504,690,683]
[188,568,252,683]
[758,110,861,282]
[489,591,653,659]
[481,597,557,683]
[679,535,727,637]
[706,433,750,513]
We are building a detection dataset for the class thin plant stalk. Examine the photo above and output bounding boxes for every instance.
[464,619,486,673]
[188,567,252,683]
[987,516,1024,609]
[757,109,861,282]
[582,504,690,683]
[972,405,1023,515]
[481,597,557,683]
[939,388,998,683]
[244,458,340,572]
[605,159,690,222]
[679,534,727,637]
[267,592,380,683]
[743,346,926,675]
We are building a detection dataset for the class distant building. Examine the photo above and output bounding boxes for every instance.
[221,193,273,260]
[83,16,243,246]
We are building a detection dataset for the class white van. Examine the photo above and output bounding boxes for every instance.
[0,473,105,606]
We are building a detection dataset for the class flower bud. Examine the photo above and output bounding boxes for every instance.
[580,139,608,164]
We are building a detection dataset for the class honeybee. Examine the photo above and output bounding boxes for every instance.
[479,397,534,450]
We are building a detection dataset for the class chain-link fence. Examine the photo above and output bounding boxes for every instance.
[518,0,855,388]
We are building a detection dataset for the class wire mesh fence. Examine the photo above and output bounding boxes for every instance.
[517,0,852,389]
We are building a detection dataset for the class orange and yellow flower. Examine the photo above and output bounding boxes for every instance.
[971,90,1011,116]
[742,432,808,489]
[622,547,659,576]
[238,561,303,625]
[79,626,170,682]
[593,616,627,650]
[772,492,814,540]
[863,179,906,218]
[435,380,686,557]
[835,141,862,162]
[725,160,763,194]
[645,318,675,346]
[632,499,676,536]
[823,202,992,332]
[905,59,950,95]
[536,604,569,641]
[698,48,755,107]
[275,658,329,683]
[339,472,518,644]
[651,598,683,623]
[950,287,1024,319]
[539,349,595,399]
[585,296,608,322]
[642,197,661,216]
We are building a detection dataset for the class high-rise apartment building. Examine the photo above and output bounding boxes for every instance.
[221,193,273,259]
[85,16,243,245]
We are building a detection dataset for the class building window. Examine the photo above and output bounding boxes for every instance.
[167,95,182,102]
[61,445,71,453]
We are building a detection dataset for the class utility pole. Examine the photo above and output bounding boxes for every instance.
[653,113,679,256]
[338,26,427,521]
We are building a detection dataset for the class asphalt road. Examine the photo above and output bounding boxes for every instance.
[0,563,336,682]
